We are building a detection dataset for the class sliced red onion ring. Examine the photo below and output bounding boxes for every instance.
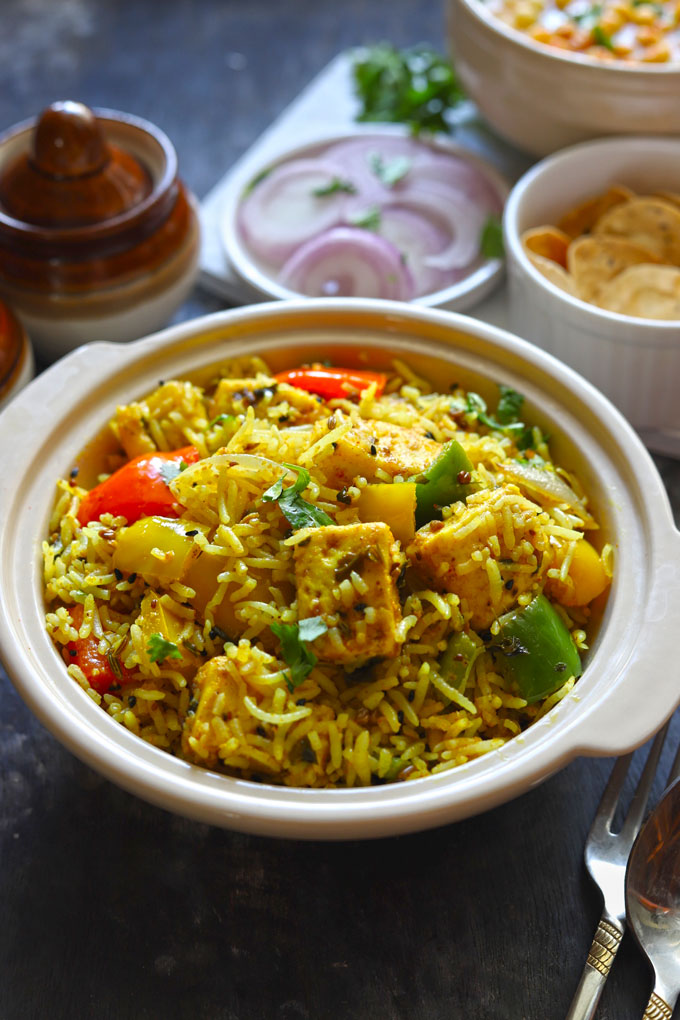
[346,179,486,272]
[278,226,415,300]
[397,154,503,211]
[324,138,502,209]
[237,158,352,267]
[376,206,451,296]
[323,136,422,192]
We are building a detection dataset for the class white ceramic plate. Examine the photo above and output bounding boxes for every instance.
[219,125,509,314]
[1,299,679,839]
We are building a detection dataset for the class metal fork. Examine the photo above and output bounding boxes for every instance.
[565,720,671,1020]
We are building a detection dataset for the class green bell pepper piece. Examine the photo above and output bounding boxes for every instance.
[439,630,483,692]
[494,594,582,704]
[414,439,473,528]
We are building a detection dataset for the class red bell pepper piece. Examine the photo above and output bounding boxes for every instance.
[64,605,132,694]
[274,366,387,400]
[76,446,200,525]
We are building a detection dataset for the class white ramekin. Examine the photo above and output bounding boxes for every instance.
[504,135,680,450]
[0,299,678,839]
[447,0,680,157]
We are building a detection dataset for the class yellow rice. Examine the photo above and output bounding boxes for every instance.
[43,357,611,788]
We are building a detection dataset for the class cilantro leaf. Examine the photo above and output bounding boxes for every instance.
[244,166,272,194]
[369,153,412,187]
[147,633,183,663]
[263,464,334,530]
[353,42,465,135]
[313,177,357,197]
[270,617,328,691]
[496,385,524,425]
[480,215,504,259]
[592,24,615,50]
[262,476,285,502]
[209,412,236,429]
[466,386,545,450]
[348,205,382,231]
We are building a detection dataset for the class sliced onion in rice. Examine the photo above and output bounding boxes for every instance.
[278,226,415,299]
[501,460,587,511]
[237,158,351,267]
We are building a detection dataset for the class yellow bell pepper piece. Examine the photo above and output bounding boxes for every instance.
[357,482,416,546]
[549,538,611,606]
[113,516,207,584]
[135,591,200,671]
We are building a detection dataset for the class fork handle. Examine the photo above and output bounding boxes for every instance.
[565,914,625,1020]
[641,991,674,1019]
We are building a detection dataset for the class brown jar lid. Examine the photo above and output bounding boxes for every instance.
[0,101,152,228]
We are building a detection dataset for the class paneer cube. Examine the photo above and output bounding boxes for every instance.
[320,418,441,488]
[408,485,552,629]
[294,522,403,664]
[208,377,321,422]
[181,645,276,766]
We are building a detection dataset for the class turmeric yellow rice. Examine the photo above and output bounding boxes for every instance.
[43,355,612,788]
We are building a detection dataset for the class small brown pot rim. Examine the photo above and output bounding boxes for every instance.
[0,108,178,246]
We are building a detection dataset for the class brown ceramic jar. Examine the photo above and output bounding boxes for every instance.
[0,101,201,361]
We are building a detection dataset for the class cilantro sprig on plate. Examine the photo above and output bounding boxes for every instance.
[353,43,465,135]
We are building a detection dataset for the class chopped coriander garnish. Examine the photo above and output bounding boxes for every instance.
[146,633,183,663]
[496,385,524,425]
[313,177,357,197]
[592,24,615,50]
[210,412,236,428]
[480,214,504,259]
[353,43,465,134]
[369,153,412,187]
[465,385,545,450]
[270,617,328,691]
[348,205,382,231]
[244,166,272,194]
[263,464,334,530]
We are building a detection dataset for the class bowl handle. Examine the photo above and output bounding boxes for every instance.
[0,339,138,428]
[572,532,680,756]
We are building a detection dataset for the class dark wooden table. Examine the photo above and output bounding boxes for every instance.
[2,2,679,1017]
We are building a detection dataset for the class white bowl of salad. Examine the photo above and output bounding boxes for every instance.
[220,126,508,312]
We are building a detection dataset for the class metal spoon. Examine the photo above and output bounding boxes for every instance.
[625,749,680,1020]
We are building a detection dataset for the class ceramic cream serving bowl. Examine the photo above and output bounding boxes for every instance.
[0,299,679,840]
[504,135,680,455]
[220,126,508,313]
[446,0,680,156]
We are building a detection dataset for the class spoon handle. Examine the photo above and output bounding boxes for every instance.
[641,990,674,1019]
[565,913,624,1020]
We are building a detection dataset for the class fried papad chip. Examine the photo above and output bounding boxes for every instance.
[557,185,633,239]
[567,235,661,303]
[521,225,571,268]
[526,251,578,295]
[594,264,680,319]
[652,191,680,211]
[593,197,680,266]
